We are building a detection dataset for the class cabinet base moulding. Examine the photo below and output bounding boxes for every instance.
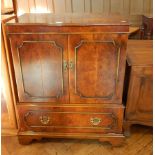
[18,132,125,146]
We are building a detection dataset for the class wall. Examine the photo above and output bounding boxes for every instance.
[16,0,152,15]
[2,0,153,25]
[1,0,13,10]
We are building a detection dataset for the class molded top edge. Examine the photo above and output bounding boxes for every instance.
[6,13,129,26]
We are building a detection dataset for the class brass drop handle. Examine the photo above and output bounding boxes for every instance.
[90,117,102,126]
[40,115,50,125]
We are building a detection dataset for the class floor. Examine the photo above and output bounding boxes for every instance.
[2,125,153,155]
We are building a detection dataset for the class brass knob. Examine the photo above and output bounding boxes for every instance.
[40,115,50,125]
[90,117,102,126]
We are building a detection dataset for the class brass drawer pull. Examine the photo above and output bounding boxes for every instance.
[90,117,102,126]
[40,115,50,125]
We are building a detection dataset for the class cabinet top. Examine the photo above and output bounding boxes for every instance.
[6,13,129,26]
[127,40,153,66]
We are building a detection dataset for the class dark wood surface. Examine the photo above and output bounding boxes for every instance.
[7,13,129,26]
[124,40,153,136]
[5,13,129,33]
[2,125,153,154]
[127,40,153,66]
[18,105,124,134]
[6,13,128,146]
[141,14,153,40]
[12,0,17,15]
[69,34,127,104]
[9,34,69,103]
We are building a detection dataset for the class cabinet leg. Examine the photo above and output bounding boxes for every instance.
[18,135,43,145]
[99,136,125,147]
[123,121,132,137]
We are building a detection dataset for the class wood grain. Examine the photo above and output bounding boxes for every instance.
[127,40,153,66]
[68,34,127,104]
[1,125,153,154]
[6,13,128,146]
[17,105,124,133]
[124,40,153,136]
[8,13,129,25]
[9,34,69,103]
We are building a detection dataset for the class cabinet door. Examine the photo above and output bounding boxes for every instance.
[9,34,69,103]
[126,66,153,123]
[69,34,127,104]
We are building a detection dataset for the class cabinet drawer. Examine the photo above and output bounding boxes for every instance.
[18,105,124,134]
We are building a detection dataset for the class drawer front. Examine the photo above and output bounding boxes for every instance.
[18,105,124,134]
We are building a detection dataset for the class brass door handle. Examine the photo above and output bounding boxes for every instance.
[40,115,50,125]
[63,60,74,70]
[63,60,68,71]
[90,117,102,126]
[69,61,74,70]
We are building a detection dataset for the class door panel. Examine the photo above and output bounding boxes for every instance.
[69,34,127,104]
[9,34,69,103]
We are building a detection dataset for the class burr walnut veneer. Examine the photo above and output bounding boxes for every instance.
[5,13,129,146]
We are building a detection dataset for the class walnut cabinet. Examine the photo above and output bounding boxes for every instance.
[6,13,129,146]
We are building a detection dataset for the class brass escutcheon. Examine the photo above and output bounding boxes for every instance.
[90,117,102,126]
